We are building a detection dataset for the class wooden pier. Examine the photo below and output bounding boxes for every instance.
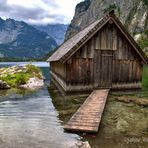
[64,89,110,132]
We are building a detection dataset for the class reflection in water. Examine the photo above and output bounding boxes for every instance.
[0,65,80,148]
[49,87,148,148]
[0,87,80,148]
[49,86,88,123]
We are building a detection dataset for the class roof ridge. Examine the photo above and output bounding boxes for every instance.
[47,14,110,62]
[47,12,147,64]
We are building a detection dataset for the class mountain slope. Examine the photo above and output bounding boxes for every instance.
[0,18,58,59]
[34,24,68,45]
[65,0,148,55]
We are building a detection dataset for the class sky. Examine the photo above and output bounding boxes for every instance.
[0,0,82,25]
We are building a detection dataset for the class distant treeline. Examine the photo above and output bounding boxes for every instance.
[0,48,56,62]
[0,57,44,62]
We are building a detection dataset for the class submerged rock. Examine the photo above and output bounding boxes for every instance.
[0,80,10,89]
[72,141,91,148]
[116,119,129,132]
[117,96,148,107]
[134,99,148,107]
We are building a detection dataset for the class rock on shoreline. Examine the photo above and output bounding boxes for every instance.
[0,80,10,89]
[20,77,44,89]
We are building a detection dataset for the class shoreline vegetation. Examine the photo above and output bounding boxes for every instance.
[0,64,44,89]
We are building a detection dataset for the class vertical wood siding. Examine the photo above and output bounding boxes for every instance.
[66,58,93,86]
[50,61,66,81]
[51,22,143,91]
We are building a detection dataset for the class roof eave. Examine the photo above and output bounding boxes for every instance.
[47,11,148,65]
[60,16,111,63]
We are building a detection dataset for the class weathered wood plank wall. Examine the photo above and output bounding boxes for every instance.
[50,61,66,80]
[51,22,143,91]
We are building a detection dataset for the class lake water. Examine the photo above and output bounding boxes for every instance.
[0,62,148,148]
[0,61,49,67]
[0,62,80,148]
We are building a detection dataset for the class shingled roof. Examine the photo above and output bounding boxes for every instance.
[47,12,148,64]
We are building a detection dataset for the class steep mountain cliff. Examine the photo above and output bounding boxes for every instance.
[34,24,68,45]
[65,0,148,55]
[0,18,57,59]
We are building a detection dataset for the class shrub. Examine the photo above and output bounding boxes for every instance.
[142,66,148,89]
[139,39,148,49]
[0,73,30,87]
[143,0,148,6]
[26,64,42,79]
[103,4,121,17]
[15,73,29,85]
[138,34,148,57]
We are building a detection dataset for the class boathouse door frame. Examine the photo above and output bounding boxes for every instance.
[94,49,114,88]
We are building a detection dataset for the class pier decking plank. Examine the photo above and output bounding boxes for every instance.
[64,89,110,132]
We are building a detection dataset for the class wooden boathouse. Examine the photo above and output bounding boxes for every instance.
[47,11,148,132]
[47,11,147,93]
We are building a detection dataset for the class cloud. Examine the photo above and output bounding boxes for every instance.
[0,0,10,11]
[0,0,82,25]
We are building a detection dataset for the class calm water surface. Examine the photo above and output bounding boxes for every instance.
[0,61,49,67]
[0,62,148,148]
[0,62,79,148]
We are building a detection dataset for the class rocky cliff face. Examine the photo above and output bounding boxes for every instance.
[34,24,68,45]
[65,0,148,54]
[0,18,58,59]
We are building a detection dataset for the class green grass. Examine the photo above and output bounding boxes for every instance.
[26,64,42,79]
[142,65,148,90]
[0,64,43,87]
[0,73,31,87]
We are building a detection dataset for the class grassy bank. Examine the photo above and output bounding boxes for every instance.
[0,64,43,87]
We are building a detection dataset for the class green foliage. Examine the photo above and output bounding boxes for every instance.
[26,64,42,79]
[15,74,29,85]
[139,39,148,49]
[104,4,117,13]
[143,0,148,6]
[142,66,148,90]
[0,73,30,87]
[144,30,148,36]
[138,32,148,56]
[104,4,120,13]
